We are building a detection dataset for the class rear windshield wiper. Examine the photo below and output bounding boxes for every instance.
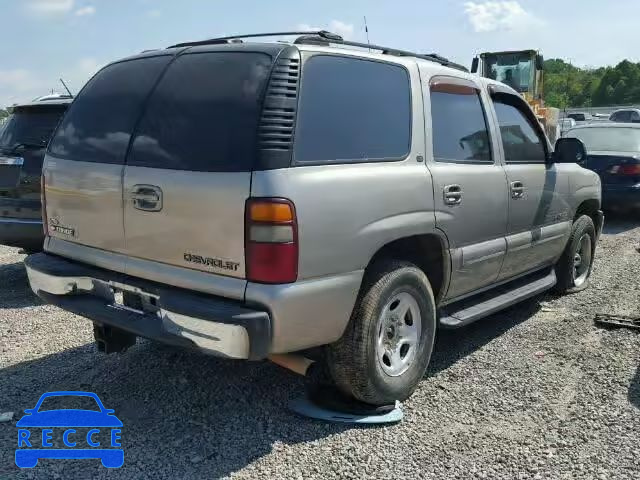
[12,142,46,151]
[1,142,47,154]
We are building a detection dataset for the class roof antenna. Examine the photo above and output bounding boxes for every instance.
[363,16,370,51]
[59,78,73,98]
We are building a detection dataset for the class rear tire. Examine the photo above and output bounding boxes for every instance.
[554,215,596,294]
[326,260,436,406]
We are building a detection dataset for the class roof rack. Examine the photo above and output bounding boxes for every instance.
[167,31,467,72]
[168,30,343,49]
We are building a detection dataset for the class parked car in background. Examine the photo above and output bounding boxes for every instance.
[609,108,640,123]
[560,117,576,136]
[565,123,640,212]
[567,112,593,123]
[0,95,71,251]
[25,32,601,407]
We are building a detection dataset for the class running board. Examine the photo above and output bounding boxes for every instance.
[439,269,557,328]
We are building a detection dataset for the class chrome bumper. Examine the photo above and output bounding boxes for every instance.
[25,253,271,360]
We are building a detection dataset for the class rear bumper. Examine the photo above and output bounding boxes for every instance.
[25,253,271,360]
[0,217,43,249]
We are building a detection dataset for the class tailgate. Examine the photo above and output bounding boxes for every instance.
[120,51,274,279]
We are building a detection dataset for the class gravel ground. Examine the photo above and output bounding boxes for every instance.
[1,216,639,479]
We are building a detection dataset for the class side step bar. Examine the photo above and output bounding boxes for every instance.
[439,268,557,328]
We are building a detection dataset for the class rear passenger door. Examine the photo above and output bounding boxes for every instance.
[489,92,571,280]
[423,74,509,299]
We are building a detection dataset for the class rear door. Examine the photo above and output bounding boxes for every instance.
[122,51,273,280]
[44,55,171,262]
[423,74,509,299]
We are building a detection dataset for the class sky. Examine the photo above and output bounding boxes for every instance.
[2,0,640,107]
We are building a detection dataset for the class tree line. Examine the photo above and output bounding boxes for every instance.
[544,58,640,108]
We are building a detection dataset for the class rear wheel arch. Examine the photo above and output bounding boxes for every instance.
[574,198,602,233]
[365,233,450,304]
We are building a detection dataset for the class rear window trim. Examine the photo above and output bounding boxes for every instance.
[290,52,413,167]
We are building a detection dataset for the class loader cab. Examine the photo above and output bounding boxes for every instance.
[471,50,543,100]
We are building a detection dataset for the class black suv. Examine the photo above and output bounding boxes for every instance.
[0,96,71,251]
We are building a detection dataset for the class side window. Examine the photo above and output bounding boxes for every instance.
[129,52,272,172]
[611,111,629,122]
[49,56,170,164]
[630,111,640,122]
[294,55,411,164]
[492,97,546,163]
[430,81,492,163]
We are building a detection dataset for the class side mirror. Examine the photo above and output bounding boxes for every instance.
[536,54,544,70]
[550,137,586,165]
[471,57,479,74]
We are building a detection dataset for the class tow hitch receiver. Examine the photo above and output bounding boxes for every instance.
[93,324,137,354]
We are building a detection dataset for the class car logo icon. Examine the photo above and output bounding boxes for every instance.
[15,391,123,468]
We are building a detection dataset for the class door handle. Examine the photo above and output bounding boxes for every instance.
[443,184,463,205]
[131,184,163,212]
[510,181,525,199]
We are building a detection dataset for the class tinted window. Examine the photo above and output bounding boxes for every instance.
[430,87,491,163]
[630,111,640,122]
[568,113,585,121]
[610,111,630,122]
[565,127,640,152]
[493,99,546,162]
[49,56,170,164]
[129,52,272,172]
[294,56,411,163]
[0,106,66,151]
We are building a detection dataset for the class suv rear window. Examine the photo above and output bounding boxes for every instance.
[0,105,67,152]
[294,55,411,164]
[128,52,272,172]
[49,56,171,164]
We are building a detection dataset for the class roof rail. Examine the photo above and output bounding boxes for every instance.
[167,30,467,72]
[294,33,468,71]
[168,30,343,49]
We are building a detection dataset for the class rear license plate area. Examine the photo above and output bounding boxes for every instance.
[110,288,158,315]
[0,165,21,190]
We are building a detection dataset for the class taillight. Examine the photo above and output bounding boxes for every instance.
[40,173,48,236]
[618,164,640,175]
[245,198,298,284]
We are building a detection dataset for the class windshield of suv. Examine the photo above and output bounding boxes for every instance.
[565,127,640,152]
[0,105,66,153]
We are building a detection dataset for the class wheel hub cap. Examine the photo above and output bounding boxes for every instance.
[573,234,592,287]
[376,292,422,377]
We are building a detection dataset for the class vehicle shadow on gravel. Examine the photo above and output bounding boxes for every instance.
[0,341,352,479]
[428,297,542,375]
[0,260,42,309]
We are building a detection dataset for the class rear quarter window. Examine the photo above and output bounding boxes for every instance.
[293,55,411,164]
[48,56,171,164]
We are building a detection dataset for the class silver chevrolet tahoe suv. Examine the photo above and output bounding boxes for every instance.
[25,32,603,406]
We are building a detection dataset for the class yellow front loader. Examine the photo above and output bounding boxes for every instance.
[472,50,560,143]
